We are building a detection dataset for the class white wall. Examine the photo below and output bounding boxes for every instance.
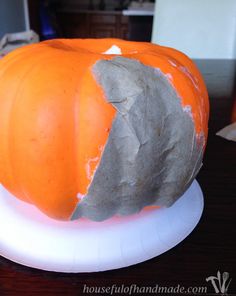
[152,0,236,59]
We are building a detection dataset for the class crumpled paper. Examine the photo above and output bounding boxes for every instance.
[0,30,39,58]
[216,122,236,141]
[71,57,204,221]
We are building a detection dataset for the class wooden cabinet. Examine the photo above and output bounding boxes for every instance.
[56,11,129,39]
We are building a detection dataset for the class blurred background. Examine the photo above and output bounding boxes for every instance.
[0,0,235,98]
[0,0,155,42]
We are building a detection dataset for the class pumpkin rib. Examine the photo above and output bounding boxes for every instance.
[19,50,80,219]
[7,51,55,203]
[0,45,51,202]
[7,68,37,203]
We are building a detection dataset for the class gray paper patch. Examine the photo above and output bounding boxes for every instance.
[71,57,204,221]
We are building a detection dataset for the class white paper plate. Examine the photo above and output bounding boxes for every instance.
[0,180,203,273]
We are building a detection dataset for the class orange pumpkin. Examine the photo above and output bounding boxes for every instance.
[0,39,209,221]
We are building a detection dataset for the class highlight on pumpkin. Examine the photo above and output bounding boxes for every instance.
[0,38,209,221]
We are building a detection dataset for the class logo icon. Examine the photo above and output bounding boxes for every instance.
[206,271,232,294]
